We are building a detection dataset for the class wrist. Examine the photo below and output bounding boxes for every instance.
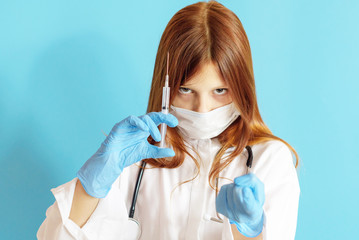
[76,171,114,199]
[230,212,264,238]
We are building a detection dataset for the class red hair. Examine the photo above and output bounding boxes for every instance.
[144,0,300,190]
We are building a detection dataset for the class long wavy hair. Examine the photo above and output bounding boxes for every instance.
[144,0,300,191]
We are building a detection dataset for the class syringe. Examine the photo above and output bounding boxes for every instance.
[159,52,170,148]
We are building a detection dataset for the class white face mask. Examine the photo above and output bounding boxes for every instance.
[169,102,241,140]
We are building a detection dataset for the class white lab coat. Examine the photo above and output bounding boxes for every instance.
[37,137,300,240]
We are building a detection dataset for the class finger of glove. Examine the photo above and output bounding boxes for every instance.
[139,114,161,142]
[234,173,255,187]
[146,112,178,127]
[226,184,238,220]
[252,180,265,206]
[241,187,257,213]
[216,184,230,216]
[234,173,265,206]
[242,187,255,203]
[126,115,150,132]
[241,173,265,205]
[234,186,262,221]
[234,173,263,189]
[144,143,175,159]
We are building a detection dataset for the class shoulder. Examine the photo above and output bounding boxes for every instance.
[251,140,297,182]
[252,139,292,158]
[252,140,294,166]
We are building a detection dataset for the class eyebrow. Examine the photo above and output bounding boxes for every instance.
[180,85,228,90]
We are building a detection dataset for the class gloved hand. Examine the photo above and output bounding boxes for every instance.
[77,112,178,198]
[216,173,265,238]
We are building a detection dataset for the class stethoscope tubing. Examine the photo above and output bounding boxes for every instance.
[129,145,253,218]
[129,161,147,218]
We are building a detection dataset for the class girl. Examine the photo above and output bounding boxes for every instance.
[37,1,300,239]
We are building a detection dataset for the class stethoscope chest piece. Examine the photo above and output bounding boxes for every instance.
[124,218,141,240]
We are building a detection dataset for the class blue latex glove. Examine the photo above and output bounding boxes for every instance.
[216,173,265,238]
[77,112,178,198]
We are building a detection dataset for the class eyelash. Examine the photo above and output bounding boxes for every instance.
[214,88,227,95]
[178,87,228,95]
[178,87,192,94]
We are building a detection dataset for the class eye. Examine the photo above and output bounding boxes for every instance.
[214,88,228,95]
[179,87,193,94]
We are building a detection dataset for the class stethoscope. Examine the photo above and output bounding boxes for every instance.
[126,145,253,239]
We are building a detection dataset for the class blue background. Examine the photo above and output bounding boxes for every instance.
[1,0,358,239]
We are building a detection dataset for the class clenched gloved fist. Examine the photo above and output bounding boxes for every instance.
[216,173,265,237]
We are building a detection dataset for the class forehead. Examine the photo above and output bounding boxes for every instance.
[183,62,227,88]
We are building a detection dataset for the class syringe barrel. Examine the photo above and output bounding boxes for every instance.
[159,123,167,148]
[161,86,170,113]
[160,86,170,148]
